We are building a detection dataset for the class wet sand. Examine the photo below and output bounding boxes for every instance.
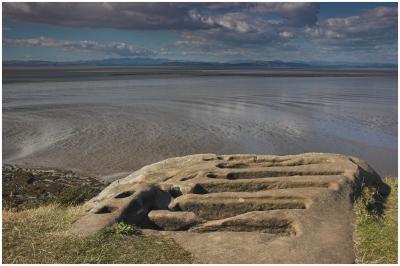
[3,68,397,181]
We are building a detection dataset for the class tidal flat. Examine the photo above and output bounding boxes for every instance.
[2,67,397,181]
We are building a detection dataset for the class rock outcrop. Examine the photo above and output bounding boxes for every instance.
[70,153,388,263]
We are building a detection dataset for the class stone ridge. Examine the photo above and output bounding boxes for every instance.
[70,153,387,263]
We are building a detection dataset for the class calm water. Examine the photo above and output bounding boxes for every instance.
[3,73,397,180]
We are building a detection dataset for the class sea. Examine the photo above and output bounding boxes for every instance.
[3,67,397,181]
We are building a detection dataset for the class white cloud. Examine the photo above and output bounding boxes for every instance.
[305,7,397,40]
[3,2,320,31]
[3,37,155,57]
[247,3,320,26]
[279,31,294,38]
[3,3,397,63]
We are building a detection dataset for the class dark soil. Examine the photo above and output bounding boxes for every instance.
[2,164,107,210]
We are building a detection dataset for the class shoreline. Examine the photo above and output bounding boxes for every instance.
[3,67,397,84]
[2,160,137,183]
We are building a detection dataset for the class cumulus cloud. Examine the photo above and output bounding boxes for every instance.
[2,3,397,63]
[175,3,318,51]
[246,3,320,26]
[3,2,206,30]
[3,2,319,31]
[305,6,397,45]
[189,11,275,33]
[3,2,321,56]
[3,37,155,57]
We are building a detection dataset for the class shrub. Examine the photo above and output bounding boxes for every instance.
[56,185,98,206]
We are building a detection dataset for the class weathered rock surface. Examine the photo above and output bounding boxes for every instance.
[70,153,388,263]
[148,210,205,231]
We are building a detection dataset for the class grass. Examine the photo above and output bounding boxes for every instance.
[2,204,193,263]
[354,177,398,264]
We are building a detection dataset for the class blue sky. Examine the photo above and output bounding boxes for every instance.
[2,2,398,63]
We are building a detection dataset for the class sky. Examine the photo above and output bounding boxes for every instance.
[2,2,398,64]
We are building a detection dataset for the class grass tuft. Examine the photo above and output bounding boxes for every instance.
[354,177,398,264]
[101,222,142,236]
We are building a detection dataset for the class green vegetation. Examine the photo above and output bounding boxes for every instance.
[2,204,193,264]
[354,177,398,264]
[56,185,100,206]
[102,222,142,236]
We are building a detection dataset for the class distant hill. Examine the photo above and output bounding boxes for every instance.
[3,57,397,69]
[3,57,170,67]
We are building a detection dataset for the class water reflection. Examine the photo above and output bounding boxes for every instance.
[2,75,397,178]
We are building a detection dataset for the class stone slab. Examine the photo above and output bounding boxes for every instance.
[70,153,387,263]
